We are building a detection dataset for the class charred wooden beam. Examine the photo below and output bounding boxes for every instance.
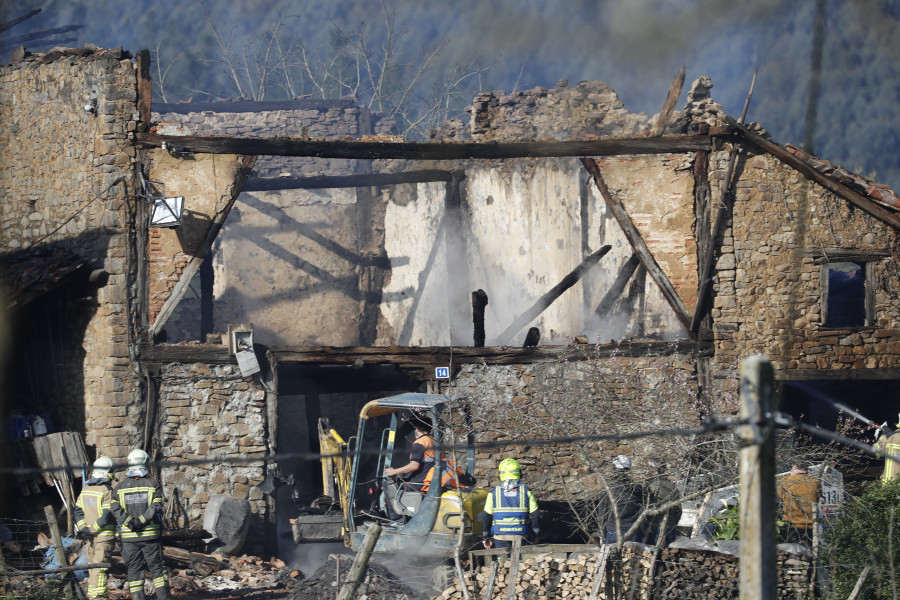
[496,245,612,345]
[472,289,488,348]
[582,158,693,334]
[776,368,900,381]
[650,64,686,137]
[594,253,641,317]
[733,122,900,231]
[242,170,455,191]
[693,150,712,336]
[136,50,152,132]
[691,74,757,333]
[139,340,713,367]
[135,132,712,160]
[796,248,891,262]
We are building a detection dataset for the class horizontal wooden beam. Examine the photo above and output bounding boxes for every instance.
[796,248,891,262]
[135,132,712,160]
[139,340,713,367]
[777,368,900,381]
[243,169,455,191]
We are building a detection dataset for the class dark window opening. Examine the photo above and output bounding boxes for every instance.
[823,261,867,328]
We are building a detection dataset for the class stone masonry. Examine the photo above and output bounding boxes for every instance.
[157,362,269,547]
[0,47,143,459]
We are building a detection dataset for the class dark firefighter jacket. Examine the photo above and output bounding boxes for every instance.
[111,474,164,542]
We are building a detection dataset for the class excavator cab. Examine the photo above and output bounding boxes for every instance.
[292,393,488,557]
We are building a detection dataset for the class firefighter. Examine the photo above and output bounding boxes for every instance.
[73,456,117,599]
[479,458,540,548]
[874,414,900,482]
[111,449,169,600]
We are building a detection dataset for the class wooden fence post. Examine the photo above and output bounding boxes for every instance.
[336,525,381,600]
[738,355,777,600]
[44,504,77,599]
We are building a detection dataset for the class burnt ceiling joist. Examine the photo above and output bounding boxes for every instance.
[139,340,714,370]
[136,131,714,160]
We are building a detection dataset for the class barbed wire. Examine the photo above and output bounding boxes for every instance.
[2,412,895,478]
[1,417,740,477]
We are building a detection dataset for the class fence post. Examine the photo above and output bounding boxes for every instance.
[336,525,381,600]
[44,505,76,599]
[738,355,777,600]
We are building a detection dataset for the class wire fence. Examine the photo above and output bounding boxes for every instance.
[0,517,78,600]
[1,518,53,572]
[1,414,895,478]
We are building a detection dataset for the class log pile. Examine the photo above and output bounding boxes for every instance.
[436,546,813,600]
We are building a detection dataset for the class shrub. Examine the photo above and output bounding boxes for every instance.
[824,477,900,600]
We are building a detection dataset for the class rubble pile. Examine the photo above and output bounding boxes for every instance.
[459,80,651,142]
[167,553,301,598]
[290,556,430,600]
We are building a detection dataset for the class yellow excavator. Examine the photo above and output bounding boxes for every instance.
[291,393,489,556]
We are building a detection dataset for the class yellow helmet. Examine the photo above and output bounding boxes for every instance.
[498,458,521,481]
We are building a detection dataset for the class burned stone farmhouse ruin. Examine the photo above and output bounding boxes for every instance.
[2,45,900,555]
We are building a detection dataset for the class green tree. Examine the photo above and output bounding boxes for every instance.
[825,478,900,600]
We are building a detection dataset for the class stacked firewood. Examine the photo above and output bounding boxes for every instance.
[437,546,813,600]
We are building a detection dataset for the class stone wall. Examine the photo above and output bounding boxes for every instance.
[708,147,900,372]
[448,351,711,502]
[156,362,270,544]
[0,47,143,458]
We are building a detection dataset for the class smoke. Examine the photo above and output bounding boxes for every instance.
[285,541,349,576]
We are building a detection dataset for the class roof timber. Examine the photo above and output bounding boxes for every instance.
[136,131,712,160]
[139,340,713,371]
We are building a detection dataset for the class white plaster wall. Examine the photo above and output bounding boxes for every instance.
[379,182,451,346]
[379,158,687,347]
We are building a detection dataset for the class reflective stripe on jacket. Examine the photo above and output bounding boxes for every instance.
[489,484,534,535]
[74,481,116,540]
[877,432,900,481]
[112,476,164,541]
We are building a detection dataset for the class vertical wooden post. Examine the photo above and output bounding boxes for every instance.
[472,289,488,347]
[505,536,522,600]
[336,524,381,600]
[738,355,777,600]
[588,544,611,600]
[44,504,74,599]
[482,559,499,600]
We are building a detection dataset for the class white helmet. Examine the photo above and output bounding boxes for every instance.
[91,456,115,480]
[127,448,150,469]
[612,455,632,470]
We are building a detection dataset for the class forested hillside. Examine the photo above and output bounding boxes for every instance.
[3,0,899,189]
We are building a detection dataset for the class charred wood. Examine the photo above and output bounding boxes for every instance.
[472,289,488,347]
[650,64,686,137]
[136,132,712,160]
